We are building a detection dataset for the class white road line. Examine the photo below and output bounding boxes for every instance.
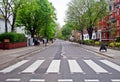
[85,79,99,82]
[100,60,120,72]
[47,60,60,73]
[58,79,73,82]
[6,79,21,81]
[30,79,45,82]
[22,60,44,73]
[84,60,108,73]
[0,60,28,73]
[111,79,120,82]
[68,60,84,73]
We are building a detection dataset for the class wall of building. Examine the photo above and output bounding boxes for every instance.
[97,0,120,42]
[0,18,11,34]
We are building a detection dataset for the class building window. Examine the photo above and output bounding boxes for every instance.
[104,33,106,38]
[109,6,112,11]
[117,20,119,26]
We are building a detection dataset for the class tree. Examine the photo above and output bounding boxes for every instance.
[0,0,22,32]
[16,0,56,39]
[39,0,56,39]
[66,0,88,40]
[0,0,11,32]
[84,0,107,39]
[61,24,72,39]
[66,0,108,39]
[10,0,22,32]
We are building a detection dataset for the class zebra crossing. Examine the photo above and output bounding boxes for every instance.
[22,60,44,73]
[0,60,29,73]
[1,59,120,82]
[0,59,120,74]
[5,78,120,82]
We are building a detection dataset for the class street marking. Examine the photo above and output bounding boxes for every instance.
[47,60,60,73]
[68,60,84,73]
[84,60,108,73]
[30,79,45,82]
[0,60,28,73]
[100,60,120,72]
[85,79,99,82]
[22,60,44,73]
[58,79,73,82]
[111,79,120,82]
[6,79,21,81]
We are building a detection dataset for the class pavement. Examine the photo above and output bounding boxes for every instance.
[0,41,120,69]
[0,42,52,69]
[80,44,120,59]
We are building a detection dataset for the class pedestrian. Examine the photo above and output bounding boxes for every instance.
[99,43,107,52]
[43,38,47,46]
[42,39,45,44]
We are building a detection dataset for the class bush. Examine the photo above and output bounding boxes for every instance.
[116,36,120,42]
[0,32,26,43]
[109,42,115,47]
[83,40,94,45]
[115,42,120,47]
[94,41,100,46]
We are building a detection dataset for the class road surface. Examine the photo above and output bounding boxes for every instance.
[0,40,120,82]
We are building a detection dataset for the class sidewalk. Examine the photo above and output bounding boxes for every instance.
[80,44,120,59]
[0,42,51,69]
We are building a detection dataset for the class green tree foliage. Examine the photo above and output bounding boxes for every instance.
[84,0,107,39]
[66,0,88,40]
[61,24,72,39]
[16,0,42,38]
[39,0,56,39]
[16,0,56,39]
[66,0,107,39]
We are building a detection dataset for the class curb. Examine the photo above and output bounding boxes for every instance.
[81,46,115,59]
[78,44,114,59]
[0,43,53,69]
[0,47,43,69]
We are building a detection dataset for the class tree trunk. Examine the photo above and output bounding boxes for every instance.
[5,18,8,33]
[11,14,16,32]
[31,31,35,38]
[87,27,93,39]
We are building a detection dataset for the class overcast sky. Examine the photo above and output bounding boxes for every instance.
[48,0,71,26]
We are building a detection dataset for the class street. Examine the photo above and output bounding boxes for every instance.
[0,40,120,82]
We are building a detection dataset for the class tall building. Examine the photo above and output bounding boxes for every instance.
[97,0,120,42]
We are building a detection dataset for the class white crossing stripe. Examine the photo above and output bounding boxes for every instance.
[22,60,44,73]
[0,60,28,73]
[30,79,45,82]
[47,60,60,73]
[68,60,83,73]
[111,79,120,82]
[6,79,21,81]
[58,79,73,82]
[84,60,108,73]
[100,60,120,72]
[85,79,99,82]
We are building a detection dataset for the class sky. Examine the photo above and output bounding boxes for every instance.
[48,0,71,27]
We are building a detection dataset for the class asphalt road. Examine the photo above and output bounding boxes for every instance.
[0,39,120,82]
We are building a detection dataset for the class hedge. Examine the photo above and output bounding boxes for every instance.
[0,32,26,43]
[116,36,120,42]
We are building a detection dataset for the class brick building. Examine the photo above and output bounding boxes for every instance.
[97,0,120,42]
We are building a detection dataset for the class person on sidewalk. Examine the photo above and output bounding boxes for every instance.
[43,38,47,47]
[99,43,107,52]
